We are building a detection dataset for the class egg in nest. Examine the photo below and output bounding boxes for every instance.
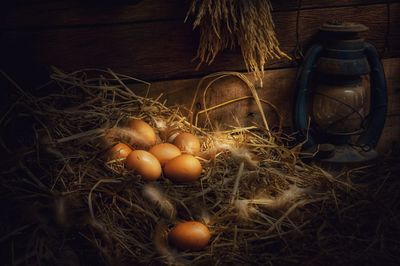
[163,154,202,182]
[173,133,201,155]
[149,143,182,166]
[127,119,157,147]
[106,143,132,160]
[126,150,162,181]
[168,221,211,251]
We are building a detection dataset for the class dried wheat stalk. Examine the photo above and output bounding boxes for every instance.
[186,0,290,85]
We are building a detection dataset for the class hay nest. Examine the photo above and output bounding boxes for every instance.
[1,69,399,265]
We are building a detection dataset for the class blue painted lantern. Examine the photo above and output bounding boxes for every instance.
[294,22,388,163]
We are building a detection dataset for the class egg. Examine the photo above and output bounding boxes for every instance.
[149,143,182,166]
[173,133,201,155]
[125,150,162,181]
[106,143,132,160]
[127,119,157,147]
[168,221,211,251]
[163,154,202,182]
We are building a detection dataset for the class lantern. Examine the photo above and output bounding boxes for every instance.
[294,22,388,163]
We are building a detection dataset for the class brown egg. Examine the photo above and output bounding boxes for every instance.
[125,150,162,181]
[127,119,157,147]
[173,133,201,155]
[106,143,132,160]
[149,143,182,166]
[163,154,202,182]
[168,221,211,251]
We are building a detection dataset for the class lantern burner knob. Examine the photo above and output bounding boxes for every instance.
[320,21,369,33]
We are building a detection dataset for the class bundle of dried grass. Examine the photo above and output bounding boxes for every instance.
[186,0,290,85]
[1,69,399,265]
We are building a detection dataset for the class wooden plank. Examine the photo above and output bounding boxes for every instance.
[271,0,399,10]
[129,58,400,152]
[2,0,397,29]
[132,67,297,129]
[1,0,187,29]
[377,58,400,152]
[3,0,49,4]
[130,58,399,123]
[1,3,399,85]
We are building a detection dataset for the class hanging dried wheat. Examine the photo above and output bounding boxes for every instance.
[185,0,290,85]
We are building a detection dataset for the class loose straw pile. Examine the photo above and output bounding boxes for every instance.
[1,69,399,265]
[186,0,290,85]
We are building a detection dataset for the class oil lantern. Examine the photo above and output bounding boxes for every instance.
[294,22,388,163]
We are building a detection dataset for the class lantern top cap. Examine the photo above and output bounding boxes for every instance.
[320,21,369,33]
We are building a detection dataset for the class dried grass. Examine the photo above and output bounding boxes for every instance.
[186,0,290,85]
[1,69,399,265]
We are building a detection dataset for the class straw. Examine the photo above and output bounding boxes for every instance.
[1,68,399,265]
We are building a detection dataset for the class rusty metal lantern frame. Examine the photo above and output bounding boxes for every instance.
[293,22,388,163]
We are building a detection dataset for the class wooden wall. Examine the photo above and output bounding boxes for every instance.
[1,0,399,150]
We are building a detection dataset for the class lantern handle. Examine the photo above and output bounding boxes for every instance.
[293,43,323,150]
[356,43,388,149]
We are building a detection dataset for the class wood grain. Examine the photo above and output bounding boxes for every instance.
[377,58,400,152]
[1,3,399,85]
[1,0,187,29]
[2,0,397,29]
[129,58,400,151]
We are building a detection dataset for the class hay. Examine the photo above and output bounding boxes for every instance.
[1,69,399,265]
[186,0,290,85]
